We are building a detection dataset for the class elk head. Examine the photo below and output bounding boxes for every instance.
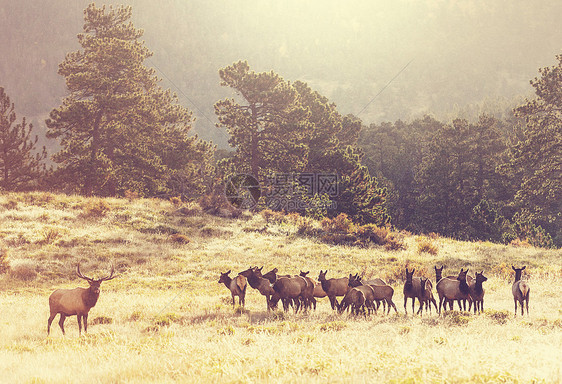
[77,263,116,297]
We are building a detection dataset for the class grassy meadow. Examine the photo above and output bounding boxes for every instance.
[0,192,560,383]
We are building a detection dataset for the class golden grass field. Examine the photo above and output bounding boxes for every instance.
[0,192,560,383]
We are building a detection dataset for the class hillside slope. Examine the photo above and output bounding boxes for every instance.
[0,192,561,383]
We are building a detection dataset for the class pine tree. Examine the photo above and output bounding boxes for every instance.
[510,54,562,244]
[46,4,212,196]
[215,61,308,179]
[0,87,46,191]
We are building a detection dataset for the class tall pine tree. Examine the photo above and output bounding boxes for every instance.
[215,61,308,179]
[46,4,212,196]
[510,54,562,244]
[0,87,46,191]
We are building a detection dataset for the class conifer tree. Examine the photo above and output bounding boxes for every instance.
[0,87,46,191]
[510,54,562,244]
[215,61,308,179]
[46,4,212,196]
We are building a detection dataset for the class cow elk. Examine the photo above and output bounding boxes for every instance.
[239,267,277,311]
[512,266,530,316]
[218,270,247,307]
[436,268,471,314]
[403,268,434,315]
[468,271,487,314]
[48,264,116,336]
[318,270,351,310]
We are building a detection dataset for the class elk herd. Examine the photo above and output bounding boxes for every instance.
[219,265,532,318]
[45,263,531,337]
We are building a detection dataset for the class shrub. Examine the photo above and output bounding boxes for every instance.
[198,192,232,215]
[485,309,511,325]
[81,199,111,218]
[169,233,191,244]
[355,223,389,245]
[175,202,202,216]
[321,213,355,234]
[417,237,438,255]
[153,313,182,327]
[91,316,113,325]
[10,262,37,281]
[261,209,287,224]
[37,227,62,245]
[384,233,407,251]
[169,196,183,207]
[0,249,10,274]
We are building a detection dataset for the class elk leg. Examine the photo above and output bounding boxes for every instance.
[58,314,66,335]
[328,296,336,309]
[525,294,529,316]
[514,298,518,316]
[47,313,56,335]
[83,314,88,333]
[77,315,83,335]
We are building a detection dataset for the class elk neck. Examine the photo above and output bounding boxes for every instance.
[84,285,100,308]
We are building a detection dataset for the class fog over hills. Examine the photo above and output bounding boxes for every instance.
[1,0,561,148]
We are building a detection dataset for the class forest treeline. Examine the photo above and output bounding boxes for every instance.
[0,4,560,247]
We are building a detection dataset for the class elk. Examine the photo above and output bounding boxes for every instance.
[272,275,314,313]
[435,265,473,310]
[299,271,323,310]
[403,268,434,315]
[239,267,277,311]
[436,268,471,314]
[512,266,530,316]
[338,288,366,315]
[48,264,116,336]
[416,277,438,315]
[468,271,487,314]
[318,270,351,310]
[349,275,397,314]
[218,270,247,307]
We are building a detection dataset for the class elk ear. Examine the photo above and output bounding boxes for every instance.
[512,265,516,271]
[522,266,526,270]
[227,270,231,275]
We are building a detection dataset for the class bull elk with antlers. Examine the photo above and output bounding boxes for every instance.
[47,264,116,336]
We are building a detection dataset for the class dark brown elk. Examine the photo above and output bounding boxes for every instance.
[218,271,247,307]
[299,271,322,310]
[318,270,351,310]
[338,288,366,315]
[349,275,397,314]
[272,275,314,313]
[416,277,438,315]
[262,267,290,284]
[48,264,116,336]
[435,265,473,310]
[403,268,433,315]
[468,271,487,313]
[512,266,530,316]
[436,268,471,314]
[239,267,277,311]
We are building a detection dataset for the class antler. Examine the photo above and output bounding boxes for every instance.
[98,263,116,282]
[76,264,93,282]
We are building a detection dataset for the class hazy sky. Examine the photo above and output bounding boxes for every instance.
[2,0,562,142]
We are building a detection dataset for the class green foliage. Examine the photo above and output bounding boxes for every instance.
[215,61,308,179]
[508,53,562,245]
[46,4,213,197]
[0,87,47,191]
[216,62,389,226]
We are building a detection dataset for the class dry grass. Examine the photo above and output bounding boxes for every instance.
[0,192,560,383]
